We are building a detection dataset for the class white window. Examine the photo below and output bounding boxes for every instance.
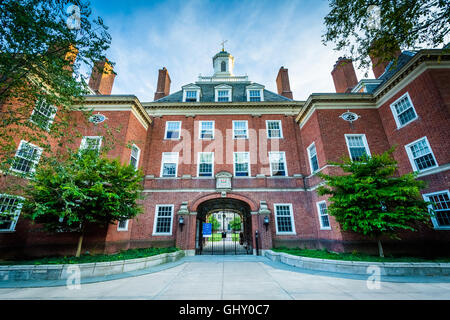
[185,90,198,102]
[274,204,296,234]
[345,134,371,161]
[233,120,248,139]
[234,152,250,177]
[164,121,181,140]
[248,89,262,102]
[307,142,319,173]
[269,152,288,177]
[199,121,214,139]
[0,194,23,231]
[390,92,418,128]
[117,219,129,231]
[423,190,450,229]
[30,98,57,130]
[405,137,437,172]
[217,90,231,102]
[80,136,102,152]
[198,152,214,177]
[161,152,178,177]
[153,205,174,235]
[130,144,140,170]
[11,140,42,174]
[316,201,331,230]
[266,120,283,139]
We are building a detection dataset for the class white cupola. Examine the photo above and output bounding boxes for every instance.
[212,50,234,77]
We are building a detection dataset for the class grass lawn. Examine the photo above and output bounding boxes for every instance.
[0,247,179,266]
[272,247,450,263]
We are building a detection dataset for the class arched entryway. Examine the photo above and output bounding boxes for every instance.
[195,198,253,255]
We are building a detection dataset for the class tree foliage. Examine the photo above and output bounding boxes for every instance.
[22,149,144,256]
[0,0,113,171]
[317,149,433,255]
[323,0,450,72]
[229,216,242,231]
[207,214,221,231]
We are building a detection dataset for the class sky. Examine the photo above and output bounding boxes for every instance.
[87,0,375,102]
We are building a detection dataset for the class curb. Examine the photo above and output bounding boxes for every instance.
[0,250,185,282]
[264,250,450,276]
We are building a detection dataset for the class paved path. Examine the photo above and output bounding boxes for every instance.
[1,256,449,300]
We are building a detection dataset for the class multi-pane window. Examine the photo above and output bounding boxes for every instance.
[269,152,287,176]
[0,194,22,231]
[316,201,331,230]
[234,152,250,177]
[345,134,370,161]
[266,120,282,139]
[217,90,230,102]
[11,141,42,174]
[130,145,140,170]
[390,93,417,128]
[153,205,173,235]
[165,121,181,139]
[199,121,214,139]
[198,152,214,177]
[248,90,261,102]
[80,136,102,152]
[185,90,198,102]
[161,152,178,177]
[117,220,129,231]
[424,191,450,229]
[233,121,248,139]
[30,98,57,130]
[405,137,437,172]
[275,204,295,234]
[308,143,319,173]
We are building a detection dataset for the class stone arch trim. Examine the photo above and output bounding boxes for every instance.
[190,193,258,212]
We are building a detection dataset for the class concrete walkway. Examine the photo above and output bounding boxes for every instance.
[1,256,449,300]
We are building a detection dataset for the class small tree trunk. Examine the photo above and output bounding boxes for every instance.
[377,239,384,258]
[75,232,84,258]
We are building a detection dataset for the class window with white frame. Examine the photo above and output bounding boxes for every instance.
[153,205,174,235]
[275,204,295,234]
[248,90,262,102]
[269,152,287,176]
[30,98,57,130]
[307,142,319,173]
[0,194,23,231]
[405,137,437,172]
[161,152,178,177]
[117,219,129,231]
[345,134,370,161]
[130,145,140,170]
[199,121,214,139]
[233,120,248,139]
[217,89,231,102]
[234,152,250,177]
[164,121,181,139]
[198,152,214,177]
[316,201,331,230]
[390,92,418,128]
[80,136,102,152]
[11,140,42,174]
[266,120,282,139]
[424,191,450,229]
[185,90,198,102]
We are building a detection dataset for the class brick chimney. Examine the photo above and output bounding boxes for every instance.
[88,60,116,95]
[276,67,293,99]
[369,41,402,78]
[154,67,171,101]
[331,57,358,93]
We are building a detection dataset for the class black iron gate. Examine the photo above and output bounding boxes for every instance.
[195,211,252,255]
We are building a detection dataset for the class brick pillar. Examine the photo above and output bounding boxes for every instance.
[369,41,402,78]
[154,67,171,101]
[276,67,293,99]
[175,213,196,253]
[88,60,116,95]
[331,58,358,93]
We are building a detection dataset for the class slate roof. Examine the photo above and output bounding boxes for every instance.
[153,82,293,103]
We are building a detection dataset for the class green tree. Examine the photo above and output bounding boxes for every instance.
[207,215,221,231]
[0,0,113,172]
[323,0,449,72]
[317,149,433,257]
[229,216,242,231]
[22,149,144,257]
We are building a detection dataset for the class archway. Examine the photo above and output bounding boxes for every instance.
[195,198,253,255]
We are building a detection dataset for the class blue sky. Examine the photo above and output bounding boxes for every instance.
[88,0,373,101]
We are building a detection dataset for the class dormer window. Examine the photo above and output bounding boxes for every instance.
[185,91,198,102]
[182,84,201,102]
[246,84,264,102]
[248,90,261,102]
[214,84,232,102]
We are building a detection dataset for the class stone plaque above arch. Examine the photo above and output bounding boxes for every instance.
[215,171,232,190]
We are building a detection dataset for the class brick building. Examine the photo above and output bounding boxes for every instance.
[1,47,449,258]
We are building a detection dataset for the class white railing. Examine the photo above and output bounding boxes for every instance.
[197,75,249,83]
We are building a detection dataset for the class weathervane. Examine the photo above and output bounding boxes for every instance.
[220,40,228,51]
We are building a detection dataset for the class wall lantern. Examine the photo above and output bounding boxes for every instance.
[263,216,270,231]
[179,216,185,231]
